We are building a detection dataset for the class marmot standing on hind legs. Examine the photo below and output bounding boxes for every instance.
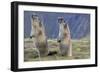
[30,14,49,57]
[57,17,72,57]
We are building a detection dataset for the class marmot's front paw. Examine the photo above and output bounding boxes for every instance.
[30,36,32,39]
[57,40,61,43]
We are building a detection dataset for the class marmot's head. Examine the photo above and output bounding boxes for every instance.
[58,17,65,23]
[32,14,39,22]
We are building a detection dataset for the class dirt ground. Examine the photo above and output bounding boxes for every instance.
[24,38,90,62]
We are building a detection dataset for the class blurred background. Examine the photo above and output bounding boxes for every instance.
[24,11,90,39]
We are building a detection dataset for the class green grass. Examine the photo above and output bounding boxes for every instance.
[24,38,90,62]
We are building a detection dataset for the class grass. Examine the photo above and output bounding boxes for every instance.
[24,38,90,62]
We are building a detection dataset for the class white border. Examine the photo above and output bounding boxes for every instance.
[18,5,95,68]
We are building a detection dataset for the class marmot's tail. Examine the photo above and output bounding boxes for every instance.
[47,51,57,56]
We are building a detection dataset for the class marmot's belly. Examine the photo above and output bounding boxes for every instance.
[35,39,48,56]
[36,42,47,48]
[60,41,70,56]
[36,35,46,43]
[60,44,69,51]
[61,39,70,45]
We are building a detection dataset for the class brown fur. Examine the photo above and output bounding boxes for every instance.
[58,17,72,56]
[31,15,48,57]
